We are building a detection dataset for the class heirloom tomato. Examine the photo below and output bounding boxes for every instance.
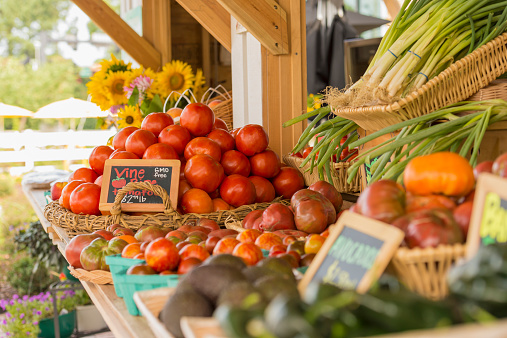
[69,183,101,215]
[250,150,281,178]
[59,180,86,210]
[125,129,158,158]
[271,167,305,199]
[221,150,251,177]
[142,143,179,160]
[69,167,99,183]
[141,112,174,137]
[207,129,235,154]
[235,124,269,156]
[184,137,222,162]
[184,154,225,193]
[219,174,256,207]
[248,176,275,203]
[180,103,215,137]
[158,125,192,156]
[89,145,113,175]
[112,126,138,150]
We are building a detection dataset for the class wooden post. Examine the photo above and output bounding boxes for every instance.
[142,0,172,68]
[261,0,306,156]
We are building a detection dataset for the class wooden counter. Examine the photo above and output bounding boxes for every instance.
[22,184,156,338]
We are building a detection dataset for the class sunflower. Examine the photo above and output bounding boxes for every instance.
[155,60,195,99]
[117,105,143,129]
[100,54,131,74]
[104,71,129,106]
[86,76,110,111]
[192,69,206,102]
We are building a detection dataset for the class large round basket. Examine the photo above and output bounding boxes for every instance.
[389,244,466,300]
[68,266,113,285]
[44,181,285,237]
[283,155,361,193]
[212,95,233,130]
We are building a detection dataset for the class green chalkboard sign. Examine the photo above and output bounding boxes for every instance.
[99,159,180,213]
[299,211,404,294]
[467,173,507,258]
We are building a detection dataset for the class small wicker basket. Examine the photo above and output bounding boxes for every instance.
[389,244,466,300]
[467,79,507,101]
[332,32,507,131]
[212,97,233,130]
[283,155,361,193]
[44,181,284,237]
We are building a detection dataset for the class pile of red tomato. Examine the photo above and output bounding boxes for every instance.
[54,102,306,216]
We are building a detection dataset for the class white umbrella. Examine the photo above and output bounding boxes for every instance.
[33,98,108,119]
[0,103,34,117]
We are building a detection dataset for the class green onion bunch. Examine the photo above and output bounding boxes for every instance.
[284,107,359,183]
[347,99,507,184]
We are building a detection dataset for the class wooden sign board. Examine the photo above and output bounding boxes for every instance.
[99,159,180,213]
[298,211,404,294]
[466,173,507,258]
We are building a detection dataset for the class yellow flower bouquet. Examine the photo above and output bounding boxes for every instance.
[87,55,206,129]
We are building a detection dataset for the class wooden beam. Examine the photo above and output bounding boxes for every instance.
[175,0,232,52]
[143,0,172,68]
[383,0,401,20]
[72,0,161,70]
[217,0,289,55]
[262,0,306,156]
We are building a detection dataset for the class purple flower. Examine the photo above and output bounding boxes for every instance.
[12,295,18,300]
[33,321,38,325]
[6,313,11,318]
[1,319,6,325]
[20,313,25,319]
[26,332,30,336]
[22,320,25,324]
[22,295,28,301]
[9,300,14,305]
[36,311,41,315]
[44,307,49,311]
[6,332,10,336]
[18,299,22,304]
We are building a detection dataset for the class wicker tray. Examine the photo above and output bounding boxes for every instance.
[390,244,466,300]
[43,181,284,237]
[467,79,507,101]
[68,265,113,285]
[283,155,361,193]
[332,32,507,131]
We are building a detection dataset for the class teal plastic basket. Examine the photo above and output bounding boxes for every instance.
[105,254,145,297]
[115,272,180,316]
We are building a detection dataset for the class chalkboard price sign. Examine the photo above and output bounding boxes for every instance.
[299,211,404,294]
[99,159,180,213]
[467,173,507,258]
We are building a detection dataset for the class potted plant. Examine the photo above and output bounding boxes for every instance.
[0,289,81,338]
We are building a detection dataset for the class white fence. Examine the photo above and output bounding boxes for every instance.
[0,129,117,171]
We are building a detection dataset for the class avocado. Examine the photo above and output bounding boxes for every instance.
[257,257,296,281]
[216,281,266,310]
[185,264,247,305]
[254,275,299,302]
[202,254,247,271]
[159,288,214,338]
[242,265,279,284]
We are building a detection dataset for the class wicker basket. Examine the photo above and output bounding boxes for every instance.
[467,79,507,101]
[68,266,113,285]
[43,181,284,237]
[389,244,466,300]
[283,155,361,193]
[332,32,507,131]
[212,96,233,130]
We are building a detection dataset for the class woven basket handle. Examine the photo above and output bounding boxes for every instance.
[109,181,174,217]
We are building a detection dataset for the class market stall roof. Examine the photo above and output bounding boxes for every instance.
[33,98,108,119]
[0,102,34,117]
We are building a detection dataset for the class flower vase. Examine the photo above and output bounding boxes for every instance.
[38,311,75,338]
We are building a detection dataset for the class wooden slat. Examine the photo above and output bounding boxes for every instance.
[201,28,211,87]
[143,0,172,68]
[72,0,161,70]
[175,0,232,52]
[262,0,306,156]
[383,0,401,20]
[217,0,289,55]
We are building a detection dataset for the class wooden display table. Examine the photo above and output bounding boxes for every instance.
[22,184,156,338]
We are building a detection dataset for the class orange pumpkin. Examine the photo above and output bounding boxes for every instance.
[403,152,475,197]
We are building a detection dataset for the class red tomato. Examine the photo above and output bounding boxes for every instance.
[69,183,101,215]
[213,118,229,131]
[347,149,358,162]
[302,147,313,159]
[167,107,183,119]
[184,137,222,162]
[89,145,114,175]
[180,188,214,214]
[219,174,256,207]
[59,180,85,210]
[142,143,179,160]
[271,167,305,199]
[291,152,303,158]
[249,176,276,203]
[141,112,174,137]
[69,167,99,183]
[178,180,192,201]
[125,129,158,158]
[158,125,192,156]
[208,100,223,108]
[235,124,269,156]
[109,150,139,160]
[184,154,225,193]
[250,150,281,178]
[339,136,349,161]
[230,128,240,139]
[180,103,215,137]
[207,129,235,154]
[94,175,103,187]
[112,126,138,150]
[221,150,251,177]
